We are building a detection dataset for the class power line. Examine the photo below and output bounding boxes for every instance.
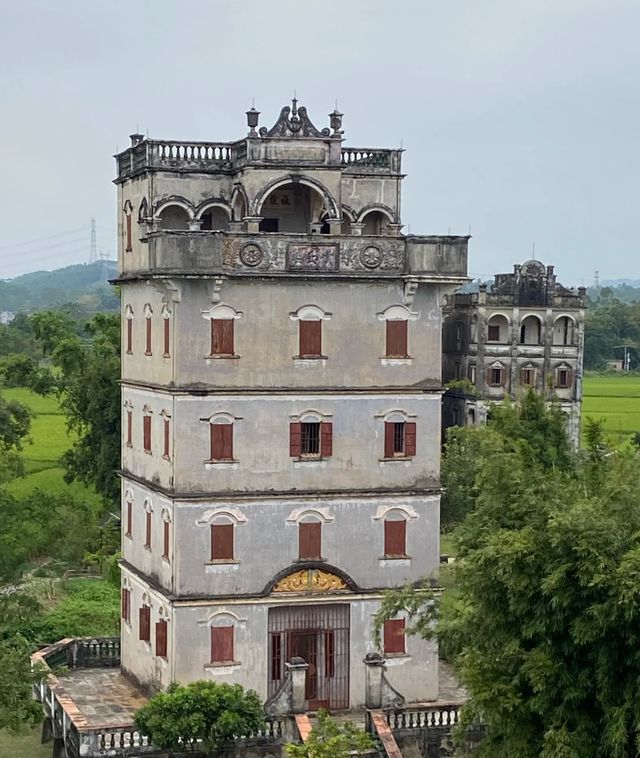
[0,226,88,251]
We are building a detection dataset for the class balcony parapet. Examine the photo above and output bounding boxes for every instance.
[119,231,469,281]
[340,147,402,174]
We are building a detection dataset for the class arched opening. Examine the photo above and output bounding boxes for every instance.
[553,316,575,346]
[157,204,189,230]
[258,183,328,233]
[487,314,509,343]
[520,315,542,345]
[200,206,230,231]
[361,210,390,236]
[232,189,247,221]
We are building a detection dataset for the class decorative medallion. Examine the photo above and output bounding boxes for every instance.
[240,243,263,267]
[286,244,338,272]
[273,568,348,593]
[360,245,383,269]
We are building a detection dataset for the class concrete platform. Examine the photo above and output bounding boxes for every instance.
[55,669,148,728]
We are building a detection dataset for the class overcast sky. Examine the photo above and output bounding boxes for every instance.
[1,0,638,284]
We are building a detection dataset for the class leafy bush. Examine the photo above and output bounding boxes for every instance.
[285,710,375,757]
[134,681,265,753]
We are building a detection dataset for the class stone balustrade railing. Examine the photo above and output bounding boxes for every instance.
[386,702,462,732]
[341,147,400,172]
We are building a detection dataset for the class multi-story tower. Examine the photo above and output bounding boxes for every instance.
[115,100,468,709]
[442,259,586,446]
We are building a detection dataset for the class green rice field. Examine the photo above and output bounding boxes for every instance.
[582,372,640,445]
[3,387,101,504]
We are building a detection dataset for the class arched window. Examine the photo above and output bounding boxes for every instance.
[143,304,153,356]
[289,411,333,459]
[378,305,418,359]
[123,200,133,252]
[520,315,542,345]
[143,499,153,549]
[207,414,235,462]
[142,406,152,453]
[160,410,171,459]
[203,304,242,357]
[161,305,171,357]
[124,400,133,447]
[124,489,133,538]
[290,305,331,359]
[487,314,509,343]
[382,410,416,459]
[210,514,235,561]
[157,203,190,230]
[155,608,168,658]
[361,210,390,236]
[553,316,575,346]
[125,305,134,354]
[161,509,171,561]
[199,204,231,231]
[298,514,322,560]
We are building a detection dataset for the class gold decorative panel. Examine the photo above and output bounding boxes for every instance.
[273,568,348,593]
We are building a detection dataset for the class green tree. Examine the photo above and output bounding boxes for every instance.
[0,635,47,732]
[285,710,375,758]
[0,390,31,483]
[30,311,120,504]
[133,681,265,754]
[378,399,640,757]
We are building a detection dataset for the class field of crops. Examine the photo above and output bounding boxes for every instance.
[3,387,101,504]
[582,372,640,444]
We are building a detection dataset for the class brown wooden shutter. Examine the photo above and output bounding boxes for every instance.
[299,320,322,356]
[384,520,406,557]
[126,318,132,353]
[290,422,302,457]
[299,522,322,559]
[163,418,170,458]
[211,625,234,663]
[139,606,151,641]
[121,588,129,620]
[386,321,408,357]
[145,317,152,354]
[126,501,132,536]
[145,511,151,548]
[155,619,167,657]
[383,619,405,654]
[126,410,132,445]
[211,523,234,560]
[163,521,170,559]
[125,214,132,252]
[320,421,333,457]
[211,424,233,460]
[143,416,151,452]
[163,317,170,356]
[211,319,234,355]
[404,422,416,457]
[384,422,395,458]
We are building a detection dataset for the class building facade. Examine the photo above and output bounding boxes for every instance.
[115,100,468,709]
[442,260,586,445]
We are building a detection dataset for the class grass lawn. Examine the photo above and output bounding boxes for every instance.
[3,387,100,504]
[0,727,51,758]
[582,372,640,444]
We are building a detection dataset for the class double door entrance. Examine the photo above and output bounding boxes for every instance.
[268,604,350,710]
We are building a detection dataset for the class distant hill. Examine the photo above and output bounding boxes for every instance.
[0,261,118,312]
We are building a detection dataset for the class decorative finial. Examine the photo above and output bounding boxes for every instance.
[246,104,260,137]
[329,105,343,137]
[292,91,298,117]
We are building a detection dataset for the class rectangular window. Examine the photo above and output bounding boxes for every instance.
[383,619,406,655]
[163,520,170,560]
[469,365,476,384]
[298,522,322,560]
[125,214,132,252]
[301,422,320,457]
[126,410,132,446]
[125,501,132,538]
[121,588,130,622]
[210,423,233,461]
[270,634,282,680]
[384,421,416,458]
[211,319,234,355]
[143,415,151,453]
[163,418,170,458]
[145,511,151,549]
[489,368,503,386]
[211,625,234,664]
[488,324,500,341]
[155,619,167,658]
[521,368,534,386]
[557,369,570,388]
[211,523,234,561]
[126,318,133,354]
[163,317,170,357]
[299,320,322,357]
[139,606,151,642]
[386,320,408,357]
[145,317,152,355]
[384,519,407,557]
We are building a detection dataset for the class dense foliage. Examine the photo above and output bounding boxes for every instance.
[285,710,375,757]
[29,311,121,504]
[584,290,640,369]
[380,401,640,758]
[134,681,265,753]
[0,391,31,483]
